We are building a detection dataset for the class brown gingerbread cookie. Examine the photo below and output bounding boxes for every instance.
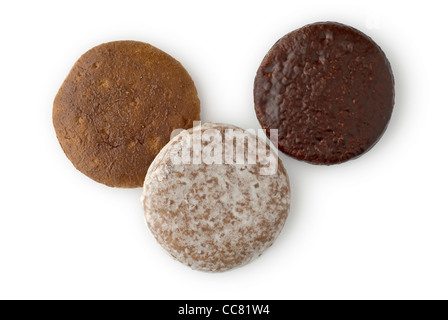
[53,41,200,187]
[254,22,394,164]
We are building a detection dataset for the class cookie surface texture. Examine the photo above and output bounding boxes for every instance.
[53,41,200,187]
[141,123,290,272]
[254,22,394,164]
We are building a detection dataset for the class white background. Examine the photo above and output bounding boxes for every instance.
[1,0,447,300]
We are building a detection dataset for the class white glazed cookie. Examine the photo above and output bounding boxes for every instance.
[141,123,290,272]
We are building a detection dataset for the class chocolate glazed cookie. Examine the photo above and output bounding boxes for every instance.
[254,22,394,164]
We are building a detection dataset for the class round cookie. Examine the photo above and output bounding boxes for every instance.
[254,22,394,165]
[141,123,290,272]
[53,41,200,188]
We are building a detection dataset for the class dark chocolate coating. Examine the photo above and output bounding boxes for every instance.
[254,22,394,164]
